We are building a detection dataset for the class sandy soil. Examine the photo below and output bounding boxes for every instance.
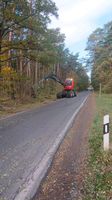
[33,93,96,200]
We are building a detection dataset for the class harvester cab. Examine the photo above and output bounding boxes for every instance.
[64,78,74,91]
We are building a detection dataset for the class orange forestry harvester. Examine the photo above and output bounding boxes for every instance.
[44,73,77,98]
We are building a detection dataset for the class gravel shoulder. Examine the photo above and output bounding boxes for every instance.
[33,93,96,200]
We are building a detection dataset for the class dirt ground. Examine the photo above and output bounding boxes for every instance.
[33,93,96,200]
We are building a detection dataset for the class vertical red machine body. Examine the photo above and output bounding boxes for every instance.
[64,78,75,91]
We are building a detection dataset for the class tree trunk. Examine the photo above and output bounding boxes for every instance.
[35,62,38,84]
[27,59,31,77]
[19,50,23,74]
[0,30,2,72]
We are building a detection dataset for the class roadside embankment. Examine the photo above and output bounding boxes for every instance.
[83,94,112,200]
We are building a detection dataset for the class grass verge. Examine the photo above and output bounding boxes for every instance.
[0,89,57,117]
[83,94,112,200]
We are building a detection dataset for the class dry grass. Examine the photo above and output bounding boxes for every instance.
[83,94,112,200]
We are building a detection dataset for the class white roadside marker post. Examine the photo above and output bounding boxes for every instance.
[103,115,109,151]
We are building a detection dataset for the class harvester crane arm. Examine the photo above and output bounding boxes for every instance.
[44,73,65,86]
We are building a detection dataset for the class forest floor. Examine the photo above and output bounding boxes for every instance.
[32,93,95,200]
[0,95,56,119]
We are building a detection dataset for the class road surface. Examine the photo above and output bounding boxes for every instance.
[0,91,89,200]
[33,93,95,200]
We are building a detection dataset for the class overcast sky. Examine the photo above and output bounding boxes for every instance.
[50,0,112,58]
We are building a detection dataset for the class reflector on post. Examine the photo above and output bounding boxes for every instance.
[103,115,109,151]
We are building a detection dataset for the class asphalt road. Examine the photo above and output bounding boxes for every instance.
[0,91,89,200]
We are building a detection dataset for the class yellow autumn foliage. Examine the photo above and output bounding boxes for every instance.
[1,66,12,74]
[1,66,13,79]
[0,46,9,64]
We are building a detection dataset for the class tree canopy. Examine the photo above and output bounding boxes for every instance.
[0,0,89,101]
[86,21,112,93]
